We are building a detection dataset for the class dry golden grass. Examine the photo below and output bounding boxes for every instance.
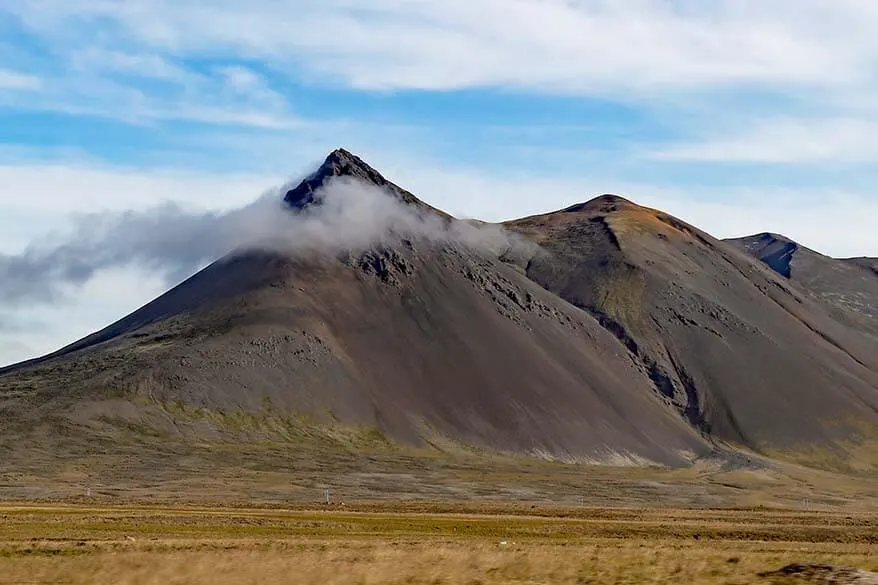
[5,539,877,585]
[0,503,875,584]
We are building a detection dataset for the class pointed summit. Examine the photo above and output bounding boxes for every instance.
[284,148,392,209]
[283,148,445,216]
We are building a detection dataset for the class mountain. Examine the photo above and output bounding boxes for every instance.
[847,257,878,275]
[0,150,707,468]
[506,197,878,465]
[1,150,877,482]
[727,233,878,333]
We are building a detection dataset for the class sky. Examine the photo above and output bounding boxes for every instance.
[2,0,878,366]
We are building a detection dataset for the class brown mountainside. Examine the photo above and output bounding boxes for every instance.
[507,196,878,461]
[0,151,706,467]
[727,233,878,333]
[1,150,877,477]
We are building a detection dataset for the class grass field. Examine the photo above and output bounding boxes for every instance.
[2,413,877,583]
[0,503,875,584]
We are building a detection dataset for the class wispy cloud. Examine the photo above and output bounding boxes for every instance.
[0,68,41,90]
[68,49,193,82]
[0,175,524,305]
[5,1,877,96]
[653,118,878,164]
[1,40,300,129]
[0,161,280,253]
[5,1,878,164]
[0,265,169,366]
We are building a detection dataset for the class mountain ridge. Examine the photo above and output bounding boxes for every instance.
[1,149,877,477]
[727,232,878,332]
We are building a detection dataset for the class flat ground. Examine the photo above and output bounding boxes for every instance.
[3,433,878,510]
[0,503,875,584]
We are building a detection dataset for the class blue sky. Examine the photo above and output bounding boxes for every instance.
[2,1,878,365]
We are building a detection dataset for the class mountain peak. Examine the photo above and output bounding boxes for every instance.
[749,232,796,245]
[284,148,392,209]
[282,148,447,216]
[726,233,800,278]
[562,194,637,214]
[726,233,801,251]
[283,148,449,217]
[322,148,380,176]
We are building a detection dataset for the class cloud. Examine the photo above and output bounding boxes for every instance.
[653,118,878,164]
[69,49,193,83]
[5,1,877,96]
[5,1,878,168]
[216,65,287,111]
[1,42,300,129]
[0,69,41,90]
[0,176,527,306]
[0,265,169,367]
[0,161,280,253]
[0,201,238,304]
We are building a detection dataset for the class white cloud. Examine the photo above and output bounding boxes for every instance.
[0,340,37,368]
[67,49,294,123]
[0,68,41,90]
[4,156,872,259]
[1,42,301,129]
[4,1,878,165]
[6,1,878,165]
[0,162,281,252]
[0,176,529,305]
[653,118,878,164]
[0,265,168,367]
[0,162,280,366]
[5,1,877,95]
[69,49,193,83]
[217,65,283,106]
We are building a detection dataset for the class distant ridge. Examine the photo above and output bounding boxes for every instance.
[728,233,878,329]
[727,232,799,278]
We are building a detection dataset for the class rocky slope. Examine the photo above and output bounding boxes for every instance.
[727,233,878,334]
[507,197,878,461]
[2,150,877,473]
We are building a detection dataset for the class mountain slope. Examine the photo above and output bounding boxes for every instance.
[727,233,878,333]
[846,257,878,274]
[0,151,707,466]
[506,197,878,465]
[2,151,877,475]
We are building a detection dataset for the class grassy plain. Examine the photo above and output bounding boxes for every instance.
[0,503,875,584]
[2,410,877,583]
